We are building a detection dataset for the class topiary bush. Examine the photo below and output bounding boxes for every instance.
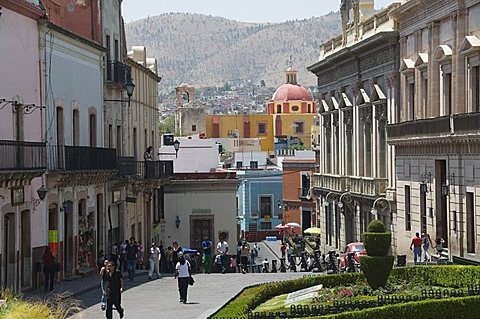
[367,219,386,233]
[360,219,393,289]
[362,233,391,256]
[359,255,394,290]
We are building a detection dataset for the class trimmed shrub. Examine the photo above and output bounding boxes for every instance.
[362,233,391,257]
[308,295,480,319]
[366,219,386,233]
[359,256,394,290]
[211,273,364,318]
[211,266,480,318]
[360,220,392,289]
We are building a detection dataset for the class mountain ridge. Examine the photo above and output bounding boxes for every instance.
[125,12,342,95]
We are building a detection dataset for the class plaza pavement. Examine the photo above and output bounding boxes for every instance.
[70,272,307,319]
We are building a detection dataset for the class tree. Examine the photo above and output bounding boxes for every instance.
[159,115,175,135]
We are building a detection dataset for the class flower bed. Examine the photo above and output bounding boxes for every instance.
[209,266,480,319]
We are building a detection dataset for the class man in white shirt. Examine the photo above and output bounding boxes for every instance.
[216,239,229,274]
[149,243,161,279]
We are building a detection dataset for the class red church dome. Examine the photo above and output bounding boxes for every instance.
[272,83,313,101]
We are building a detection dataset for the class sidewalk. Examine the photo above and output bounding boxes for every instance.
[23,269,149,301]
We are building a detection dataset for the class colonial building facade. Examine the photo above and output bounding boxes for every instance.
[389,0,480,262]
[0,0,46,291]
[308,1,400,253]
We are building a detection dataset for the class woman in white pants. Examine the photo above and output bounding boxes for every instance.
[149,243,161,279]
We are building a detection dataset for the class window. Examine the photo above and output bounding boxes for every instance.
[250,161,258,169]
[444,72,452,115]
[191,124,197,132]
[277,105,282,113]
[292,106,299,112]
[73,109,80,146]
[408,82,415,120]
[471,65,480,112]
[114,39,119,61]
[260,222,272,230]
[405,185,411,231]
[259,196,272,218]
[257,122,267,135]
[116,126,122,153]
[301,174,311,197]
[236,161,242,169]
[89,113,96,147]
[108,125,113,148]
[294,121,304,134]
[422,75,428,118]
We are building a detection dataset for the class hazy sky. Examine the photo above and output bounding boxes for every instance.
[122,0,397,23]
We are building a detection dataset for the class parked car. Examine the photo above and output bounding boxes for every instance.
[339,242,366,271]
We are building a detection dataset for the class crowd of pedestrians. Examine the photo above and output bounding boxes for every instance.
[410,232,446,263]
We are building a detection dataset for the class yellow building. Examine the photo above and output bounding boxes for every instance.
[205,68,317,152]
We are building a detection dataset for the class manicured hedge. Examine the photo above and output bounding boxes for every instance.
[211,273,363,318]
[361,233,391,257]
[390,265,480,287]
[359,256,394,290]
[307,295,480,319]
[210,266,480,318]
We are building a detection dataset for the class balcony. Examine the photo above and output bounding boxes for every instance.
[314,174,387,197]
[387,116,451,142]
[452,112,480,134]
[118,157,174,180]
[314,174,347,193]
[0,140,46,171]
[348,176,387,197]
[48,145,117,172]
[106,60,131,84]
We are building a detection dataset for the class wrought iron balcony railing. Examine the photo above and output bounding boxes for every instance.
[118,157,174,180]
[0,140,46,171]
[387,116,451,141]
[106,60,131,85]
[48,145,117,172]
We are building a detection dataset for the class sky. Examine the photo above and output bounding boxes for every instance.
[122,0,397,23]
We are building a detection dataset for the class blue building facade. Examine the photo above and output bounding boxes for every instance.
[237,170,283,242]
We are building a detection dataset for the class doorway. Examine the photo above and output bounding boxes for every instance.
[21,210,31,289]
[190,216,213,252]
[63,201,74,278]
[3,213,15,288]
[302,209,312,234]
[435,160,448,247]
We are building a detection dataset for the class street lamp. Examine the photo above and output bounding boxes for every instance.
[125,79,135,100]
[173,139,180,158]
[175,215,181,228]
[371,197,391,216]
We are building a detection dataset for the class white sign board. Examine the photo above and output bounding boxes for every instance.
[285,284,323,305]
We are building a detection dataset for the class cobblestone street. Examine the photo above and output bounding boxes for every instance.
[71,272,306,319]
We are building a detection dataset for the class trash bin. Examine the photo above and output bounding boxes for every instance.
[397,254,407,267]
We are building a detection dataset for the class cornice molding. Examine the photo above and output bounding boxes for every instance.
[1,0,45,20]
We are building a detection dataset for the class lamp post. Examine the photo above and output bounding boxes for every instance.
[125,79,135,107]
[173,139,180,158]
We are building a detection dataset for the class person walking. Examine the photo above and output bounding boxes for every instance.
[104,261,124,319]
[410,232,422,263]
[125,237,138,280]
[120,240,127,272]
[149,243,161,279]
[99,259,109,310]
[166,246,173,273]
[280,242,287,259]
[175,252,191,304]
[240,241,250,274]
[201,237,213,274]
[435,237,446,255]
[421,232,433,262]
[217,238,229,274]
[42,246,55,292]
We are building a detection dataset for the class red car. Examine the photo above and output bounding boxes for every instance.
[339,242,367,271]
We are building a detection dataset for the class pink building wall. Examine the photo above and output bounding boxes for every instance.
[0,6,43,142]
